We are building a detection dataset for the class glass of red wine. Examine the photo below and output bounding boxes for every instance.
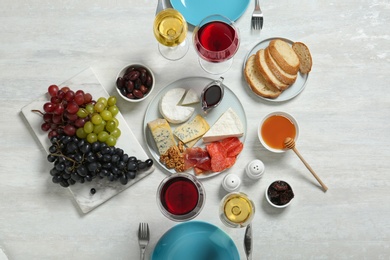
[157,173,205,221]
[193,14,240,74]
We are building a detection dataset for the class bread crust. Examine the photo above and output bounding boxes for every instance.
[255,49,289,91]
[292,42,312,74]
[269,39,300,75]
[264,47,297,85]
[244,55,281,99]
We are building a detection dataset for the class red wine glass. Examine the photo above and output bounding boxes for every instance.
[193,14,240,74]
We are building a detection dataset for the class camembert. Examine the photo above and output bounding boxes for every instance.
[159,88,195,124]
[202,108,244,143]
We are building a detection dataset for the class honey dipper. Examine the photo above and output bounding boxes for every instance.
[284,137,328,192]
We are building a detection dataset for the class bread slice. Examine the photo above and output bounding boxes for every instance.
[264,47,297,85]
[244,54,281,99]
[255,49,289,91]
[269,39,300,75]
[292,42,312,74]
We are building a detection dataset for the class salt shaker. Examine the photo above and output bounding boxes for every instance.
[222,174,241,192]
[245,159,265,180]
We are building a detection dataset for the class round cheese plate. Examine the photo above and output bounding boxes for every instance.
[243,37,309,102]
[143,77,247,179]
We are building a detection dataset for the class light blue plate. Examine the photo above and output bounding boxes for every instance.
[151,221,240,260]
[170,0,250,26]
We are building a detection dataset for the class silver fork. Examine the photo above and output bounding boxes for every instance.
[138,223,150,260]
[251,0,263,31]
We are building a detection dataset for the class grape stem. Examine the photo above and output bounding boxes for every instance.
[31,109,44,116]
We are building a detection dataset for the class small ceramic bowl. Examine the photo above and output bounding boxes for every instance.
[258,111,299,153]
[115,63,155,103]
[265,180,294,208]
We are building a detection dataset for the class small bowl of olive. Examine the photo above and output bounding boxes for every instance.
[116,63,155,102]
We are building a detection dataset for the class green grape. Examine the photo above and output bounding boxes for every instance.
[91,114,103,125]
[112,117,119,127]
[87,133,98,143]
[108,105,119,117]
[85,104,95,114]
[76,128,87,139]
[106,135,117,146]
[97,97,107,107]
[107,96,117,107]
[93,123,105,134]
[84,121,94,134]
[98,131,109,142]
[94,102,105,113]
[105,120,116,133]
[77,108,89,118]
[100,110,112,121]
[110,128,121,138]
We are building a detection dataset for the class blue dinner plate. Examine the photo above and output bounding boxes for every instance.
[151,221,239,260]
[170,0,250,26]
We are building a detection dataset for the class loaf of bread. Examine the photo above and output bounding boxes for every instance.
[264,47,297,85]
[292,42,312,74]
[269,39,300,75]
[244,54,281,99]
[255,49,289,91]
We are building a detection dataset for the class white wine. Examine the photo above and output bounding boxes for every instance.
[220,192,254,228]
[153,8,187,47]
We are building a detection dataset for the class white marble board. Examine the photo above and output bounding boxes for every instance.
[20,68,155,213]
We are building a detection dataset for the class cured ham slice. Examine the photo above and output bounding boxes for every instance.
[183,147,211,173]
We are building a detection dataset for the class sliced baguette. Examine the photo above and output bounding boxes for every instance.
[264,47,297,85]
[255,49,289,91]
[292,42,312,74]
[269,39,300,75]
[244,54,281,99]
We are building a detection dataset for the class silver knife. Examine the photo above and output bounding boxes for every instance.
[244,223,253,260]
[156,0,164,15]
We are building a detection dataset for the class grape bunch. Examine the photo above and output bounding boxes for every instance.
[35,85,94,139]
[75,95,120,146]
[47,135,153,187]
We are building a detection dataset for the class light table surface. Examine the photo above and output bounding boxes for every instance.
[0,0,389,259]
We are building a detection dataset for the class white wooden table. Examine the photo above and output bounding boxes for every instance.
[1,0,389,259]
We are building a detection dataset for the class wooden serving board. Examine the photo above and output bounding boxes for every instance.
[21,68,154,213]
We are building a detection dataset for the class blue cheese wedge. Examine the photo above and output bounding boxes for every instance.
[147,118,176,155]
[159,88,195,124]
[202,107,244,143]
[173,114,210,144]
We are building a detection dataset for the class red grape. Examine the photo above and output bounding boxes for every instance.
[57,90,65,99]
[74,93,85,105]
[48,130,58,139]
[84,93,92,103]
[52,114,62,124]
[41,122,51,131]
[74,118,86,128]
[61,86,70,93]
[43,113,53,123]
[75,90,85,96]
[63,125,76,136]
[48,85,59,97]
[54,104,64,115]
[66,101,79,114]
[64,90,75,101]
[50,96,61,104]
[65,112,78,121]
[43,102,55,113]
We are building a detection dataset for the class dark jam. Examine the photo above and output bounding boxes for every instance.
[203,85,222,108]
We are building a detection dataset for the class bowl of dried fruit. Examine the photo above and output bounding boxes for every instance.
[265,180,294,208]
[115,63,155,102]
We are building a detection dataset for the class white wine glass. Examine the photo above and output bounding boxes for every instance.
[153,8,189,61]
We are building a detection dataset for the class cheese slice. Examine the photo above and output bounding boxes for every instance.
[181,89,200,105]
[173,114,210,144]
[159,88,195,124]
[202,108,244,143]
[147,118,176,155]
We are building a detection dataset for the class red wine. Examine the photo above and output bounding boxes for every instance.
[161,177,199,215]
[195,21,239,62]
